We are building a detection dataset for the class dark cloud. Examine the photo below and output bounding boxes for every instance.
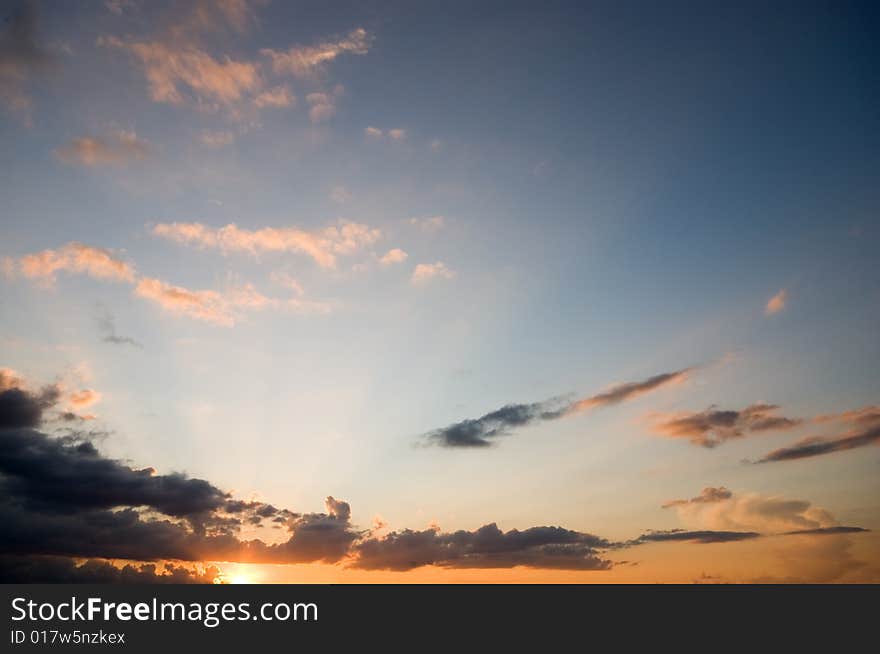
[631,529,761,544]
[651,403,802,448]
[0,0,52,118]
[0,555,219,583]
[350,523,614,571]
[755,406,880,463]
[662,486,732,509]
[96,305,143,348]
[425,367,693,448]
[0,370,61,429]
[783,526,870,536]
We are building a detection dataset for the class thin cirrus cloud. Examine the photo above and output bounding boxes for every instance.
[199,129,236,147]
[649,403,803,448]
[424,367,694,448]
[5,241,330,327]
[755,406,880,463]
[151,220,382,268]
[54,130,151,166]
[260,27,372,79]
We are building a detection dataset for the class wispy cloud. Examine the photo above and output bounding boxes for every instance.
[152,220,381,268]
[199,129,236,147]
[96,305,143,348]
[3,242,136,286]
[54,130,151,166]
[424,368,694,447]
[650,403,802,448]
[261,28,372,79]
[755,406,880,463]
[662,487,733,509]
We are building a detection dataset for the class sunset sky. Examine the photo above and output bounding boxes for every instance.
[1,0,878,583]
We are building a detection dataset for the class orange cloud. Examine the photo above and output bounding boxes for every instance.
[411,261,455,284]
[261,28,372,78]
[152,220,381,268]
[765,288,787,315]
[68,389,101,409]
[135,277,234,326]
[380,248,408,265]
[54,130,150,166]
[100,37,262,107]
[6,242,136,286]
[253,85,294,108]
[567,368,692,414]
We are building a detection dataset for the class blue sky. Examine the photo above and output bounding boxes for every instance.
[0,0,878,582]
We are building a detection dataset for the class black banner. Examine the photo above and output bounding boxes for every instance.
[2,584,876,651]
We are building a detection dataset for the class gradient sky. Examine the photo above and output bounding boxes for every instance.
[1,0,878,583]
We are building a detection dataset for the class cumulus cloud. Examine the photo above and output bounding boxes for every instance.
[261,28,372,79]
[379,248,408,265]
[3,242,136,286]
[350,523,613,571]
[756,406,880,463]
[424,368,693,448]
[54,130,151,166]
[152,220,381,268]
[650,403,802,448]
[765,288,787,315]
[411,261,455,284]
[0,556,221,584]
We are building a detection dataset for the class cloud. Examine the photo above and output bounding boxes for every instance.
[253,85,294,108]
[409,215,445,232]
[199,129,235,147]
[67,389,101,409]
[152,220,381,268]
[54,130,151,166]
[100,36,262,108]
[650,403,802,448]
[411,261,455,284]
[306,91,335,123]
[662,487,733,509]
[0,0,52,122]
[261,28,372,79]
[424,368,693,448]
[379,248,408,265]
[0,370,61,430]
[755,406,880,463]
[329,185,350,204]
[566,368,693,414]
[349,523,613,571]
[765,288,787,315]
[4,242,136,286]
[96,306,143,348]
[365,127,408,142]
[0,556,220,584]
[134,277,235,326]
[631,529,760,544]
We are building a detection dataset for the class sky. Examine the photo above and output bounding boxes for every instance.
[0,0,878,583]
